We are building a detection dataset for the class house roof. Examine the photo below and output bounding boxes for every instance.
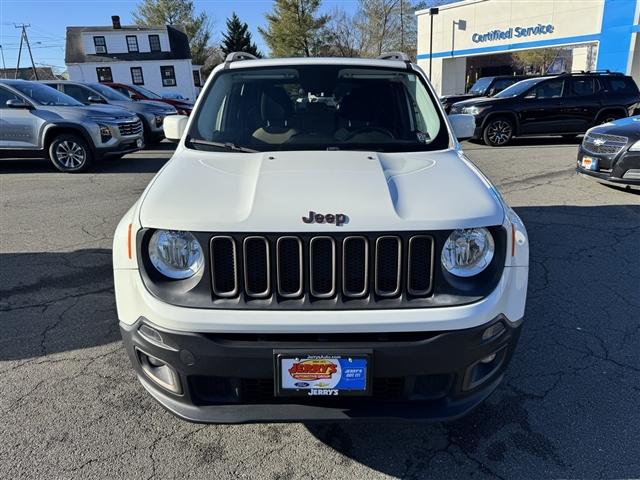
[65,25,191,64]
[0,67,60,80]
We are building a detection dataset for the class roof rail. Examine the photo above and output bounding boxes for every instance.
[377,52,411,62]
[568,69,624,75]
[225,52,259,63]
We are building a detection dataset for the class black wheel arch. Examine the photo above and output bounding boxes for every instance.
[480,111,520,135]
[42,123,95,151]
[593,107,628,125]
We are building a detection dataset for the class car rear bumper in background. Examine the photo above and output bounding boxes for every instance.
[120,315,522,423]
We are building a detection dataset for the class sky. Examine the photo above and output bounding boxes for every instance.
[0,0,360,73]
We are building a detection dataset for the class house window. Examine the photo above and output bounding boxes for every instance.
[193,70,201,87]
[149,34,161,52]
[93,36,107,54]
[96,67,113,83]
[130,67,144,85]
[126,35,139,53]
[160,66,176,86]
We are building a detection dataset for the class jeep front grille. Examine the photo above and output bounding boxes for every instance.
[209,234,434,304]
[582,132,628,156]
[118,120,143,137]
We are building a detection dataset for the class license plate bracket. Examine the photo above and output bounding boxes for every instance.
[274,350,372,397]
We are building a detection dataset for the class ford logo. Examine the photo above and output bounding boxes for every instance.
[294,382,310,388]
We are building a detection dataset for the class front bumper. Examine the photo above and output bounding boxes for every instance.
[121,315,522,423]
[576,147,640,188]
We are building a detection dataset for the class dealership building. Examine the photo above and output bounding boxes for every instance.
[416,0,640,95]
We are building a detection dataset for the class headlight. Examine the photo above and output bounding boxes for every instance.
[442,228,495,277]
[461,106,486,116]
[629,140,640,151]
[148,230,204,279]
[98,124,112,141]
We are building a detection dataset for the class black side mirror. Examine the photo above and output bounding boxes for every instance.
[6,98,32,109]
[87,95,105,104]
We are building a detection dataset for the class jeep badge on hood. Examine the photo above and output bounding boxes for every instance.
[302,211,347,226]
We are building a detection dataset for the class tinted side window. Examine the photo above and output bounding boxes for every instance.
[62,84,93,104]
[570,78,595,96]
[527,79,565,99]
[491,79,516,93]
[0,87,21,108]
[608,78,639,94]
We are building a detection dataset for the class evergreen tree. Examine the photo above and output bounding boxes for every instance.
[259,0,328,57]
[221,13,262,58]
[132,0,211,65]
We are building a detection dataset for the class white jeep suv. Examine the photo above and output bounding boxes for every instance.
[113,53,529,423]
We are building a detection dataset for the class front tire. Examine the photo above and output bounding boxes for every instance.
[48,134,93,173]
[482,117,514,147]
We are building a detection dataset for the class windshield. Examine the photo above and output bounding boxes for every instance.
[88,83,131,101]
[12,82,83,106]
[494,78,543,98]
[468,77,493,95]
[132,85,162,99]
[187,65,448,152]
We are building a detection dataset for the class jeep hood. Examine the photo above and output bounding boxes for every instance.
[139,149,504,232]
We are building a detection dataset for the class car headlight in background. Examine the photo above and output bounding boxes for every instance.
[442,228,495,277]
[628,140,640,151]
[149,230,204,279]
[461,106,486,116]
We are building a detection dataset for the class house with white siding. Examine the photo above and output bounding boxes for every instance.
[65,16,201,101]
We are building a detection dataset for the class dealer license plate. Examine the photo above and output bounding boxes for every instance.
[275,353,371,397]
[581,155,598,171]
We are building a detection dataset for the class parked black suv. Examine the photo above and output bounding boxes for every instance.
[449,72,640,146]
[440,75,534,113]
[576,115,640,190]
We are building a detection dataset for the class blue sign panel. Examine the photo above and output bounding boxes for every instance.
[472,24,555,43]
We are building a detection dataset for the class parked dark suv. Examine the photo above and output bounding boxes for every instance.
[441,75,533,113]
[449,72,640,146]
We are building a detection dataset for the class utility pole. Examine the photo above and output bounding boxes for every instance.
[0,45,6,78]
[14,24,38,80]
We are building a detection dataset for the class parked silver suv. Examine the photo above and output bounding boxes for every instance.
[0,80,144,172]
[41,81,177,145]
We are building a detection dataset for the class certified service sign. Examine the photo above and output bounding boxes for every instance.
[472,24,554,43]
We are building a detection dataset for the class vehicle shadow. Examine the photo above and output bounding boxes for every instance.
[305,204,640,478]
[464,136,582,149]
[0,143,174,175]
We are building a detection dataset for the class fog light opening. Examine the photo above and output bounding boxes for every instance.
[136,348,182,394]
[482,322,505,341]
[480,353,496,364]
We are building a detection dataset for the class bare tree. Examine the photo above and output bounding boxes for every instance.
[321,8,365,57]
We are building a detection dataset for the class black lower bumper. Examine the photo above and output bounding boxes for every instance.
[120,316,522,423]
[96,139,142,158]
[576,148,640,187]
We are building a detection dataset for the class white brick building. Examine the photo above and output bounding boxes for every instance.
[65,16,201,101]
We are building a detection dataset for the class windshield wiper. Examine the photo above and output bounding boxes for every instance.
[187,137,259,153]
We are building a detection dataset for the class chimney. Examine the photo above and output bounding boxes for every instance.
[111,16,121,29]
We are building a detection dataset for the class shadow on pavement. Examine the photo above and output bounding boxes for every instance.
[464,136,582,149]
[0,143,174,175]
[306,204,640,478]
[1,205,639,476]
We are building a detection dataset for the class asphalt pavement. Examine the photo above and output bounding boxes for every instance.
[1,138,639,479]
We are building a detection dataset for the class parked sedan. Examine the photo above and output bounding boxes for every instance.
[450,72,640,146]
[41,81,177,144]
[106,83,194,115]
[576,116,640,190]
